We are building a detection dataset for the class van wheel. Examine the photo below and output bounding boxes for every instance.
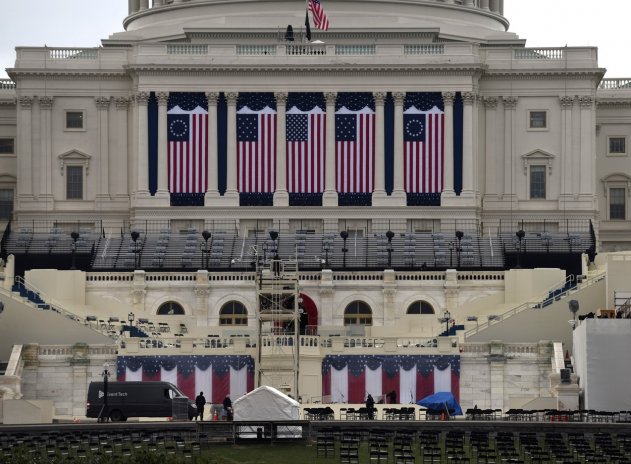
[109,410,125,422]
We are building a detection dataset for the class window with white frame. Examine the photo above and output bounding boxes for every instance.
[0,189,14,219]
[528,110,548,130]
[529,165,546,199]
[608,137,627,155]
[609,187,626,220]
[66,165,83,199]
[65,111,84,130]
[0,138,14,154]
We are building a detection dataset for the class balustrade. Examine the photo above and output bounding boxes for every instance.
[599,78,631,90]
[514,48,565,60]
[48,48,98,60]
[0,79,15,90]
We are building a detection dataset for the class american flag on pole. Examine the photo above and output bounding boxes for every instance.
[308,0,329,31]
[322,354,460,404]
[404,93,444,193]
[117,355,255,404]
[336,93,375,193]
[237,93,277,193]
[167,93,208,193]
[286,93,326,193]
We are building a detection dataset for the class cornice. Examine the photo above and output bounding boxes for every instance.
[0,98,17,107]
[8,71,130,81]
[596,99,631,108]
[483,70,604,80]
[184,30,441,41]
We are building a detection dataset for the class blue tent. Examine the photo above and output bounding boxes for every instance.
[417,392,463,416]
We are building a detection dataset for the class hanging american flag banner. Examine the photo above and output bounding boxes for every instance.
[117,355,255,404]
[307,0,329,31]
[336,93,375,193]
[322,354,460,404]
[287,93,326,193]
[167,93,208,193]
[404,92,444,193]
[237,93,277,193]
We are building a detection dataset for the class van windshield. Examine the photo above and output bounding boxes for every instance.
[166,383,187,398]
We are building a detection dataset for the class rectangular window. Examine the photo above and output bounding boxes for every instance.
[609,137,626,155]
[610,188,626,220]
[529,111,547,129]
[0,138,15,154]
[65,111,84,129]
[530,165,546,199]
[0,189,14,219]
[66,166,83,199]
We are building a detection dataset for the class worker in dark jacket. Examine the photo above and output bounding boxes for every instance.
[366,394,375,420]
[223,395,233,421]
[195,392,206,420]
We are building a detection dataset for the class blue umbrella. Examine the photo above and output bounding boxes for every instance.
[417,391,463,416]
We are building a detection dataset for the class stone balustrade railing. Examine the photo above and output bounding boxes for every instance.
[128,0,504,16]
[599,78,631,90]
[0,79,16,90]
[514,48,565,60]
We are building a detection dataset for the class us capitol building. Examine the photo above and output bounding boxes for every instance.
[0,0,630,419]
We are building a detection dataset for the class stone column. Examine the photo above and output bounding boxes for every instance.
[391,92,406,204]
[195,270,210,327]
[205,92,220,205]
[223,92,239,204]
[441,92,455,199]
[319,270,334,325]
[114,98,130,201]
[139,0,148,11]
[480,0,489,10]
[129,0,139,14]
[39,97,53,202]
[154,0,164,6]
[483,97,498,201]
[372,92,388,205]
[383,270,397,324]
[464,0,474,5]
[461,92,475,198]
[499,0,504,15]
[502,97,518,205]
[323,92,338,206]
[579,96,595,197]
[559,96,574,206]
[96,97,111,204]
[489,0,500,13]
[155,92,170,203]
[17,97,34,201]
[134,92,150,201]
[274,92,289,206]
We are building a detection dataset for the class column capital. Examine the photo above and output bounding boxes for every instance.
[206,92,219,105]
[19,96,33,109]
[95,97,111,110]
[274,92,288,105]
[442,91,456,105]
[483,96,498,109]
[393,92,406,105]
[578,96,594,108]
[156,92,169,106]
[115,97,130,110]
[373,92,386,106]
[225,92,238,105]
[134,92,150,106]
[39,96,54,110]
[559,96,574,108]
[502,96,518,109]
[462,92,476,105]
[324,92,337,106]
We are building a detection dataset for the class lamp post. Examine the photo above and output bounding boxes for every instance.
[455,231,463,269]
[70,231,79,270]
[130,231,140,269]
[322,243,330,269]
[99,362,111,422]
[200,230,212,269]
[568,300,579,330]
[386,230,395,268]
[515,229,525,268]
[128,311,135,327]
[340,230,349,268]
[442,310,451,335]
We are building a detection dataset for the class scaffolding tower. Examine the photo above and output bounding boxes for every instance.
[254,243,300,398]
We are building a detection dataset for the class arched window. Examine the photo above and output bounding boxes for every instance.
[220,301,248,326]
[407,300,435,315]
[344,301,372,325]
[157,301,185,315]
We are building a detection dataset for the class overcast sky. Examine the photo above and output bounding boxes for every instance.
[1,0,630,79]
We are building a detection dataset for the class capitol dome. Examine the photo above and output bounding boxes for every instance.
[117,0,514,43]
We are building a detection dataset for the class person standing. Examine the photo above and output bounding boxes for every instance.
[366,394,375,420]
[387,390,397,404]
[223,395,233,421]
[195,391,206,421]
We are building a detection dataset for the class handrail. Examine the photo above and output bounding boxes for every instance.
[464,272,605,338]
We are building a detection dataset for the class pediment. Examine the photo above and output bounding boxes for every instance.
[601,172,631,195]
[521,149,555,174]
[58,149,91,176]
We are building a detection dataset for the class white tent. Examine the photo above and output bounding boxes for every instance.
[233,385,300,421]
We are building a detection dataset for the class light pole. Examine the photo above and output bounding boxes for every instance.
[386,230,394,268]
[568,300,579,330]
[99,362,111,422]
[442,310,451,335]
[200,230,211,269]
[340,230,349,268]
[70,231,79,270]
[455,231,463,269]
[128,311,135,327]
[130,231,140,269]
[515,229,525,268]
